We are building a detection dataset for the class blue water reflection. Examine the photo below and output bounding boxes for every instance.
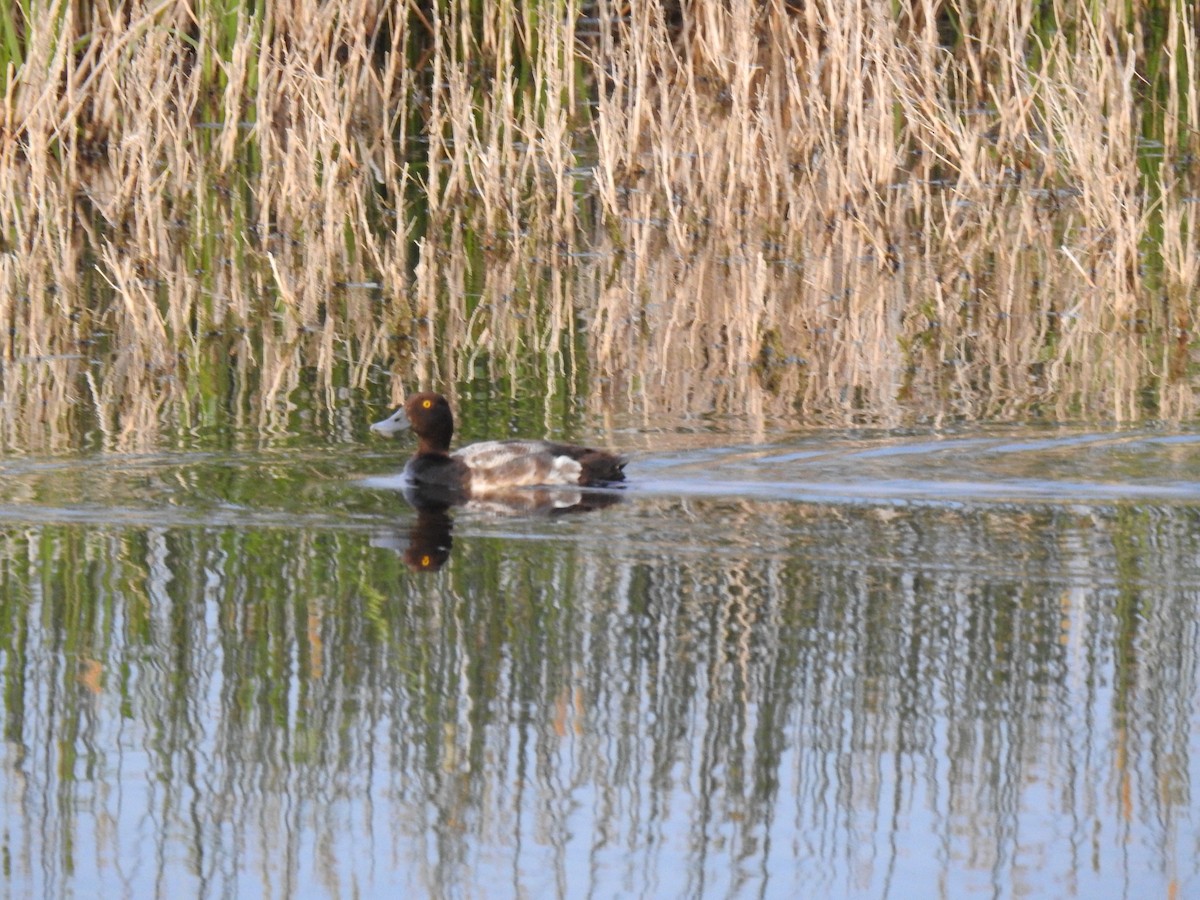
[1,429,1198,897]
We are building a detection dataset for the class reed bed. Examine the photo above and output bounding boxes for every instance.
[0,0,1197,452]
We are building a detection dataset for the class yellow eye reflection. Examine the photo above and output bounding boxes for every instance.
[422,399,432,409]
[420,555,432,567]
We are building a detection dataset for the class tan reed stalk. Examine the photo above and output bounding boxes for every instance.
[0,0,1196,450]
[578,0,1200,424]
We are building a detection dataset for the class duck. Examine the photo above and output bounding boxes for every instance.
[370,392,626,495]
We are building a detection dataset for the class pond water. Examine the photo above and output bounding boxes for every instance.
[2,423,1200,898]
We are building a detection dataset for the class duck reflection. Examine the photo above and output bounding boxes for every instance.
[372,482,623,572]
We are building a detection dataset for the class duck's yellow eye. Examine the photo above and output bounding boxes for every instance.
[421,555,431,567]
[422,399,432,409]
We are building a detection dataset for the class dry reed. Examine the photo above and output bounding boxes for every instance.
[0,0,1196,453]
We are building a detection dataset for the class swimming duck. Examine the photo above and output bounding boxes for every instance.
[371,392,626,494]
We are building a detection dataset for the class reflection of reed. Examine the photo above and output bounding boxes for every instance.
[1,501,1197,892]
[1,2,1197,452]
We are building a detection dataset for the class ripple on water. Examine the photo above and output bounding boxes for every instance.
[1,427,1199,527]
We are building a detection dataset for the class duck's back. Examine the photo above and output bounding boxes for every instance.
[454,440,625,491]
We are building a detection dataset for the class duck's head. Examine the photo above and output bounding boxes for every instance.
[372,392,454,452]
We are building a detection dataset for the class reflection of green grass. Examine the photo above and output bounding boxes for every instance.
[2,497,1198,886]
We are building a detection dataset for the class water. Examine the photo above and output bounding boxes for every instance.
[2,426,1200,898]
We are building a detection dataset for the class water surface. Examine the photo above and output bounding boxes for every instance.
[2,426,1199,898]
